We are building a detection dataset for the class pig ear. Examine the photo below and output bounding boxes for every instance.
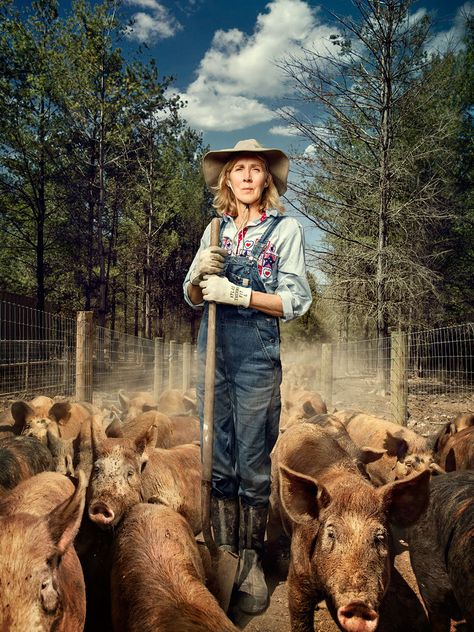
[444,448,457,472]
[90,416,104,460]
[47,428,61,454]
[381,468,431,527]
[302,400,316,417]
[118,390,129,411]
[11,401,33,427]
[279,463,330,525]
[384,432,409,460]
[134,424,158,457]
[360,446,386,464]
[105,417,123,438]
[49,402,71,424]
[142,404,158,413]
[47,470,86,556]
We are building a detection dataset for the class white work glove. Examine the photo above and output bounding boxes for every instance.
[200,275,252,308]
[190,246,228,286]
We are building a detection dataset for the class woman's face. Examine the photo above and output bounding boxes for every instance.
[227,155,267,208]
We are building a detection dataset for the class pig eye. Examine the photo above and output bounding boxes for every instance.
[325,525,336,541]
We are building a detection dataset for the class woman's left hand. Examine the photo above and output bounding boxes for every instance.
[200,275,251,307]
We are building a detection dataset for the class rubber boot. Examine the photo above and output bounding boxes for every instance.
[235,502,269,614]
[210,496,239,553]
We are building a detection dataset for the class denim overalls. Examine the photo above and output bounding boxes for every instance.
[197,215,283,507]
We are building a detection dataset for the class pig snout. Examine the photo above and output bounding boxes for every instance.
[89,500,116,527]
[337,601,379,632]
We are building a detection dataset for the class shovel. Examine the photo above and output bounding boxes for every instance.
[201,217,239,612]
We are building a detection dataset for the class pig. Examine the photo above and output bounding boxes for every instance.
[437,426,474,471]
[111,503,238,632]
[433,412,474,454]
[157,388,197,416]
[120,410,174,447]
[168,414,201,446]
[118,390,158,421]
[270,422,431,632]
[8,396,54,442]
[0,435,53,493]
[46,427,75,477]
[407,471,474,632]
[87,425,202,534]
[334,410,441,484]
[0,471,86,631]
[48,400,95,440]
[73,414,108,481]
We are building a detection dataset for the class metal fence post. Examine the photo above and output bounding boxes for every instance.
[153,337,164,400]
[390,330,408,425]
[182,342,191,392]
[168,340,177,390]
[321,343,333,408]
[76,311,93,402]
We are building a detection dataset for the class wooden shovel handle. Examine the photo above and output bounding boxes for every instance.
[201,217,221,554]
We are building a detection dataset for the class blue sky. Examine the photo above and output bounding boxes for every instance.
[118,0,473,152]
[16,0,474,251]
[113,0,473,250]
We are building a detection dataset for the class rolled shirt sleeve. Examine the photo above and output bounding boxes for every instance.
[274,218,312,321]
[183,222,212,309]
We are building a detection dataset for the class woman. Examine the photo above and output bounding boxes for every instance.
[183,139,312,614]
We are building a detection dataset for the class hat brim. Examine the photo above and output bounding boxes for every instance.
[202,147,289,196]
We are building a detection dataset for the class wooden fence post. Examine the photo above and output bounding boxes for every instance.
[153,337,164,400]
[321,343,333,408]
[182,342,191,392]
[390,330,408,425]
[76,311,93,402]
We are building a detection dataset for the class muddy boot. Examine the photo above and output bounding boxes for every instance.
[210,496,239,553]
[235,502,269,614]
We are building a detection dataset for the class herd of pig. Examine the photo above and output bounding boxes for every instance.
[0,380,472,632]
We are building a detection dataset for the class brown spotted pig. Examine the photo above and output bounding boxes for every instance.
[407,470,474,632]
[0,471,86,631]
[270,422,431,632]
[334,410,441,483]
[87,425,202,533]
[0,435,52,494]
[437,425,474,471]
[111,503,238,632]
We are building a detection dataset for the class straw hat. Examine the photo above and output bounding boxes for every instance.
[202,139,289,195]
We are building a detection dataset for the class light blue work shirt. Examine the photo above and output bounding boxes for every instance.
[183,208,312,322]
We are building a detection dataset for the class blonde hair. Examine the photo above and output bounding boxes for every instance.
[211,153,285,217]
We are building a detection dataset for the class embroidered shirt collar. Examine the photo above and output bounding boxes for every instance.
[222,208,279,225]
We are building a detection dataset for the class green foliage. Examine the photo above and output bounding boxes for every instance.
[0,0,209,338]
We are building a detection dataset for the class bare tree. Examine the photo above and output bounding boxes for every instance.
[280,0,462,387]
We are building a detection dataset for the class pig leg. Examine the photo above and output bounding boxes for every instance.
[287,565,319,632]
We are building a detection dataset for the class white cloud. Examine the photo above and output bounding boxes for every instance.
[269,125,300,137]
[427,2,474,54]
[179,0,336,131]
[168,90,277,131]
[125,0,182,42]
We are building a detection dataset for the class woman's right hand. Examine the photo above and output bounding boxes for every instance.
[190,246,228,286]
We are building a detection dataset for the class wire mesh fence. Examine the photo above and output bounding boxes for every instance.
[281,323,474,423]
[1,298,472,424]
[0,300,198,407]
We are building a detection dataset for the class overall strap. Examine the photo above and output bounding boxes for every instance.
[250,214,284,259]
